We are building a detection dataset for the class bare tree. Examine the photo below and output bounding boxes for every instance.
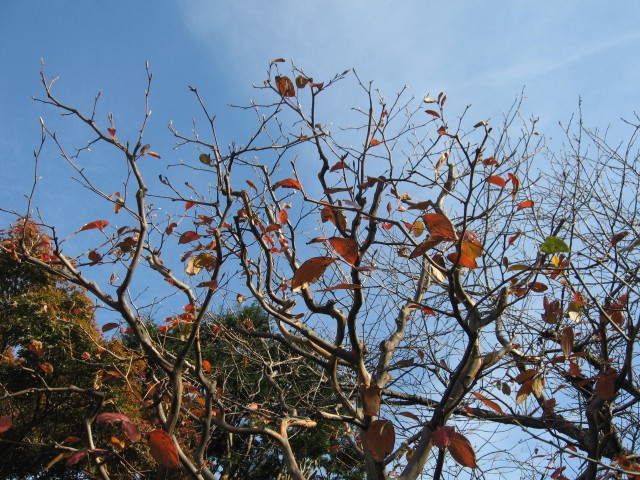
[2,60,640,480]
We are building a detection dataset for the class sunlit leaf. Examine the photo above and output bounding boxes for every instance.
[367,420,395,462]
[449,432,477,468]
[273,178,302,190]
[434,151,450,175]
[540,236,570,254]
[275,75,295,97]
[291,257,336,292]
[79,220,109,232]
[516,200,534,210]
[186,253,216,276]
[28,339,44,358]
[412,220,425,238]
[148,429,180,468]
[369,138,382,147]
[328,237,359,265]
[486,175,507,188]
[39,363,54,374]
[432,425,455,448]
[471,392,503,414]
[515,380,532,405]
[422,213,456,240]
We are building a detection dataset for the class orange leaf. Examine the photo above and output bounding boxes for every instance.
[107,128,117,140]
[88,250,102,263]
[517,200,534,210]
[278,209,288,225]
[39,362,54,374]
[528,281,548,292]
[291,257,336,292]
[482,157,498,166]
[515,380,532,405]
[246,180,258,192]
[328,237,359,265]
[398,411,420,422]
[422,213,456,240]
[273,178,302,190]
[146,151,161,159]
[471,392,503,414]
[179,231,201,244]
[449,432,477,468]
[28,339,44,358]
[79,220,109,232]
[275,75,295,97]
[408,238,443,259]
[202,360,211,372]
[369,138,382,147]
[486,175,507,188]
[432,425,455,448]
[148,429,179,468]
[367,420,395,462]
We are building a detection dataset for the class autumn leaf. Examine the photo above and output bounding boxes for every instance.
[273,178,302,190]
[0,416,11,433]
[610,231,629,246]
[79,220,109,232]
[88,250,102,263]
[101,322,120,333]
[472,392,503,414]
[369,138,382,147]
[185,252,216,276]
[363,386,382,416]
[328,237,359,265]
[278,209,288,225]
[96,412,131,424]
[425,109,440,118]
[122,421,141,442]
[516,199,534,210]
[449,432,477,468]
[431,426,455,448]
[561,326,574,358]
[316,283,363,292]
[508,173,520,197]
[148,429,180,468]
[516,380,532,405]
[295,75,308,88]
[291,257,336,292]
[367,420,395,462]
[434,151,450,175]
[422,213,456,240]
[275,75,295,97]
[65,449,88,466]
[107,128,117,140]
[321,206,348,231]
[486,175,507,188]
[39,363,54,374]
[29,339,44,358]
[595,372,616,401]
[178,231,201,244]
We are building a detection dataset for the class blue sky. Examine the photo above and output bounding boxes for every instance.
[2,1,639,226]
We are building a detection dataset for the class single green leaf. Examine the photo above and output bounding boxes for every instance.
[540,236,569,254]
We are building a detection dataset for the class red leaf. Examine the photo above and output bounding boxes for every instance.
[275,75,295,97]
[328,237,359,265]
[369,138,382,147]
[291,257,336,292]
[96,412,131,424]
[508,230,522,246]
[432,425,455,448]
[122,421,141,442]
[278,209,288,225]
[185,201,196,210]
[148,429,180,468]
[0,416,11,433]
[425,109,441,118]
[39,363,54,374]
[107,128,117,141]
[595,373,616,401]
[101,322,119,333]
[179,231,201,244]
[482,157,498,166]
[88,250,102,263]
[517,200,534,210]
[79,220,109,232]
[422,213,456,240]
[65,449,88,466]
[367,420,395,462]
[273,178,302,191]
[487,175,507,188]
[610,231,629,246]
[528,281,548,292]
[449,432,477,468]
